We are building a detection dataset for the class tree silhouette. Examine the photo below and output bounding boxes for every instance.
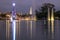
[35,5,48,20]
[35,3,55,20]
[55,11,60,20]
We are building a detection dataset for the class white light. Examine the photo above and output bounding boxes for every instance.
[30,7,32,15]
[12,3,16,7]
[12,20,16,40]
[10,17,13,22]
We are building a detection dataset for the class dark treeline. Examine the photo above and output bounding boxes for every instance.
[35,3,60,20]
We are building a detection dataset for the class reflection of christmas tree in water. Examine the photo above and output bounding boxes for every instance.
[11,3,16,40]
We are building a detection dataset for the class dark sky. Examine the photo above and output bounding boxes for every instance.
[0,0,60,12]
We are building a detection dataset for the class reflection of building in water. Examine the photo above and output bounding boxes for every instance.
[42,3,55,39]
[0,20,6,40]
[5,7,36,40]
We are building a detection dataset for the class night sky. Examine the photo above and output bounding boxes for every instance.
[0,0,60,12]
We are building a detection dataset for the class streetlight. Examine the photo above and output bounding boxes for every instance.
[12,3,16,7]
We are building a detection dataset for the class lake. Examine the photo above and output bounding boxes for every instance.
[0,20,60,40]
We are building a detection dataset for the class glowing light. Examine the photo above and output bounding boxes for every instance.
[30,7,32,15]
[26,18,29,20]
[34,16,36,21]
[6,15,10,17]
[51,17,54,21]
[48,7,50,33]
[10,17,13,22]
[51,16,54,39]
[12,3,16,7]
[48,18,50,21]
[10,17,16,40]
[51,17,54,33]
[12,20,16,40]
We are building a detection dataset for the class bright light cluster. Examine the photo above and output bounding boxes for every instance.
[12,3,16,7]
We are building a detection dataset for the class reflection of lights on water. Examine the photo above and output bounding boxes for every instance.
[19,20,20,37]
[51,17,54,33]
[48,8,51,33]
[48,16,54,33]
[27,20,29,37]
[51,8,54,33]
[51,8,54,39]
[12,20,16,40]
[47,8,54,39]
[6,20,10,40]
[51,17,54,21]
[30,21,32,38]
[48,18,50,21]
[48,18,50,33]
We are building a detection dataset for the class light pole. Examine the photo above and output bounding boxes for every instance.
[11,3,16,40]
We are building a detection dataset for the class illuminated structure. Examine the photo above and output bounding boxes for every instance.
[42,3,55,39]
[4,6,36,40]
[12,3,16,40]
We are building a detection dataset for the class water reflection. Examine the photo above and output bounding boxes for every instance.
[0,20,60,40]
